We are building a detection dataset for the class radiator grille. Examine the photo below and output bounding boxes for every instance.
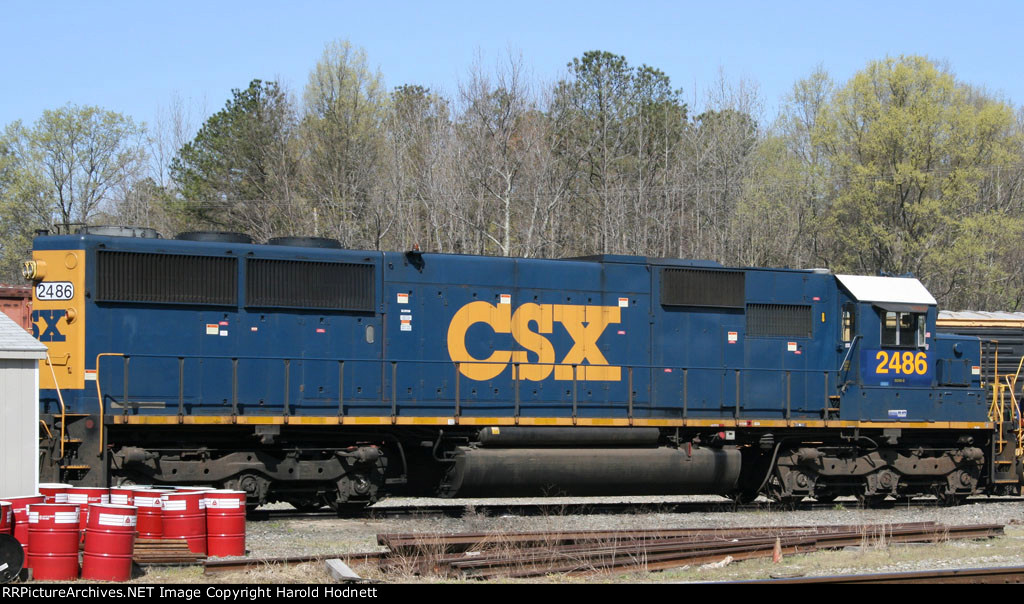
[747,303,812,338]
[96,251,238,305]
[246,259,375,311]
[660,268,745,308]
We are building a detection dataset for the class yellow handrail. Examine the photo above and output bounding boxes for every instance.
[1005,376,1024,457]
[45,353,67,459]
[1008,355,1024,458]
[94,353,125,456]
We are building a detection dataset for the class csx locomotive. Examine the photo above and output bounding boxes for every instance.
[23,227,1023,509]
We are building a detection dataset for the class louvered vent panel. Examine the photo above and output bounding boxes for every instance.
[96,251,237,305]
[747,303,812,338]
[660,268,745,308]
[246,259,374,311]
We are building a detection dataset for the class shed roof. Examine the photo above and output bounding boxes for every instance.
[0,312,47,360]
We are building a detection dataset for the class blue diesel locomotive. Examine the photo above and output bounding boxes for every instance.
[23,228,1021,508]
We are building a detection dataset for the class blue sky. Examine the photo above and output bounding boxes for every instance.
[2,1,1022,131]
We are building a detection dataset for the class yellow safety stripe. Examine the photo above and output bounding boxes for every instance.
[108,415,993,430]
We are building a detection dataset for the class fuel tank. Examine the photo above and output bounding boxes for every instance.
[476,426,662,448]
[441,446,741,497]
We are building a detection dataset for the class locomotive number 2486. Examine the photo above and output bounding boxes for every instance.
[35,281,74,301]
[875,350,928,375]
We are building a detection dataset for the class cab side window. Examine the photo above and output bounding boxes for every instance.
[841,304,856,343]
[880,311,925,347]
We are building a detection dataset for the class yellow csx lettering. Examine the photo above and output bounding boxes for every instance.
[446,301,621,382]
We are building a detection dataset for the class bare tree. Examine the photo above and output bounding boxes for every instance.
[8,105,147,232]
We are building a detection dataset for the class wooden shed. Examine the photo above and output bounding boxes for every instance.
[0,312,47,497]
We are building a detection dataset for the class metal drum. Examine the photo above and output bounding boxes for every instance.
[161,491,206,554]
[81,504,137,581]
[108,487,136,506]
[4,495,43,567]
[0,534,24,584]
[130,489,165,539]
[66,487,109,540]
[0,502,10,536]
[27,503,80,580]
[204,490,247,557]
[37,483,72,504]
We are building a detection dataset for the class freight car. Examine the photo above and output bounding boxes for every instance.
[22,227,1022,510]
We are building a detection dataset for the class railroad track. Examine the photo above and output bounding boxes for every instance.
[204,522,1005,578]
[741,566,1024,584]
[248,496,1024,520]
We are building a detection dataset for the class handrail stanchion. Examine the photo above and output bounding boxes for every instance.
[454,362,461,422]
[231,358,238,418]
[178,357,185,417]
[46,353,68,458]
[572,364,578,424]
[391,361,398,422]
[338,360,345,420]
[513,363,520,423]
[627,366,633,425]
[94,353,125,456]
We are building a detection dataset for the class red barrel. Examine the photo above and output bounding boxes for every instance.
[5,495,44,566]
[131,489,164,539]
[161,491,206,554]
[205,490,247,557]
[109,487,135,506]
[38,483,72,504]
[82,504,137,581]
[27,503,80,580]
[66,487,109,539]
[0,501,11,535]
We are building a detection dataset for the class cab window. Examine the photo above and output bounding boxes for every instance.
[880,311,924,347]
[841,303,856,343]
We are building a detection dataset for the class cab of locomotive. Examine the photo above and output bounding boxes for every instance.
[834,275,984,422]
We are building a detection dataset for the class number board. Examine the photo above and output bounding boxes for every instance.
[860,349,932,386]
[36,281,75,301]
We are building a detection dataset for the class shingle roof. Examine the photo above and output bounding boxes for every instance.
[0,312,47,359]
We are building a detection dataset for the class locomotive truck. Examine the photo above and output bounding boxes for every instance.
[22,227,1023,509]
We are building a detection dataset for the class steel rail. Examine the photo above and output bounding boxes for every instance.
[375,524,1002,579]
[736,566,1024,584]
[203,551,385,574]
[377,522,942,552]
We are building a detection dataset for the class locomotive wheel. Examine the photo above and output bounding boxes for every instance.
[730,490,760,505]
[286,498,324,512]
[330,502,371,517]
[856,494,887,508]
[936,493,966,507]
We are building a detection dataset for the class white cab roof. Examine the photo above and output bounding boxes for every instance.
[835,275,937,306]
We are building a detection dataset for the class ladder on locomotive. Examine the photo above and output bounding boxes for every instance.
[40,352,95,483]
[987,343,1024,486]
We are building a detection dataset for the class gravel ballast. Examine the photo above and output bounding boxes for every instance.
[137,495,1024,584]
